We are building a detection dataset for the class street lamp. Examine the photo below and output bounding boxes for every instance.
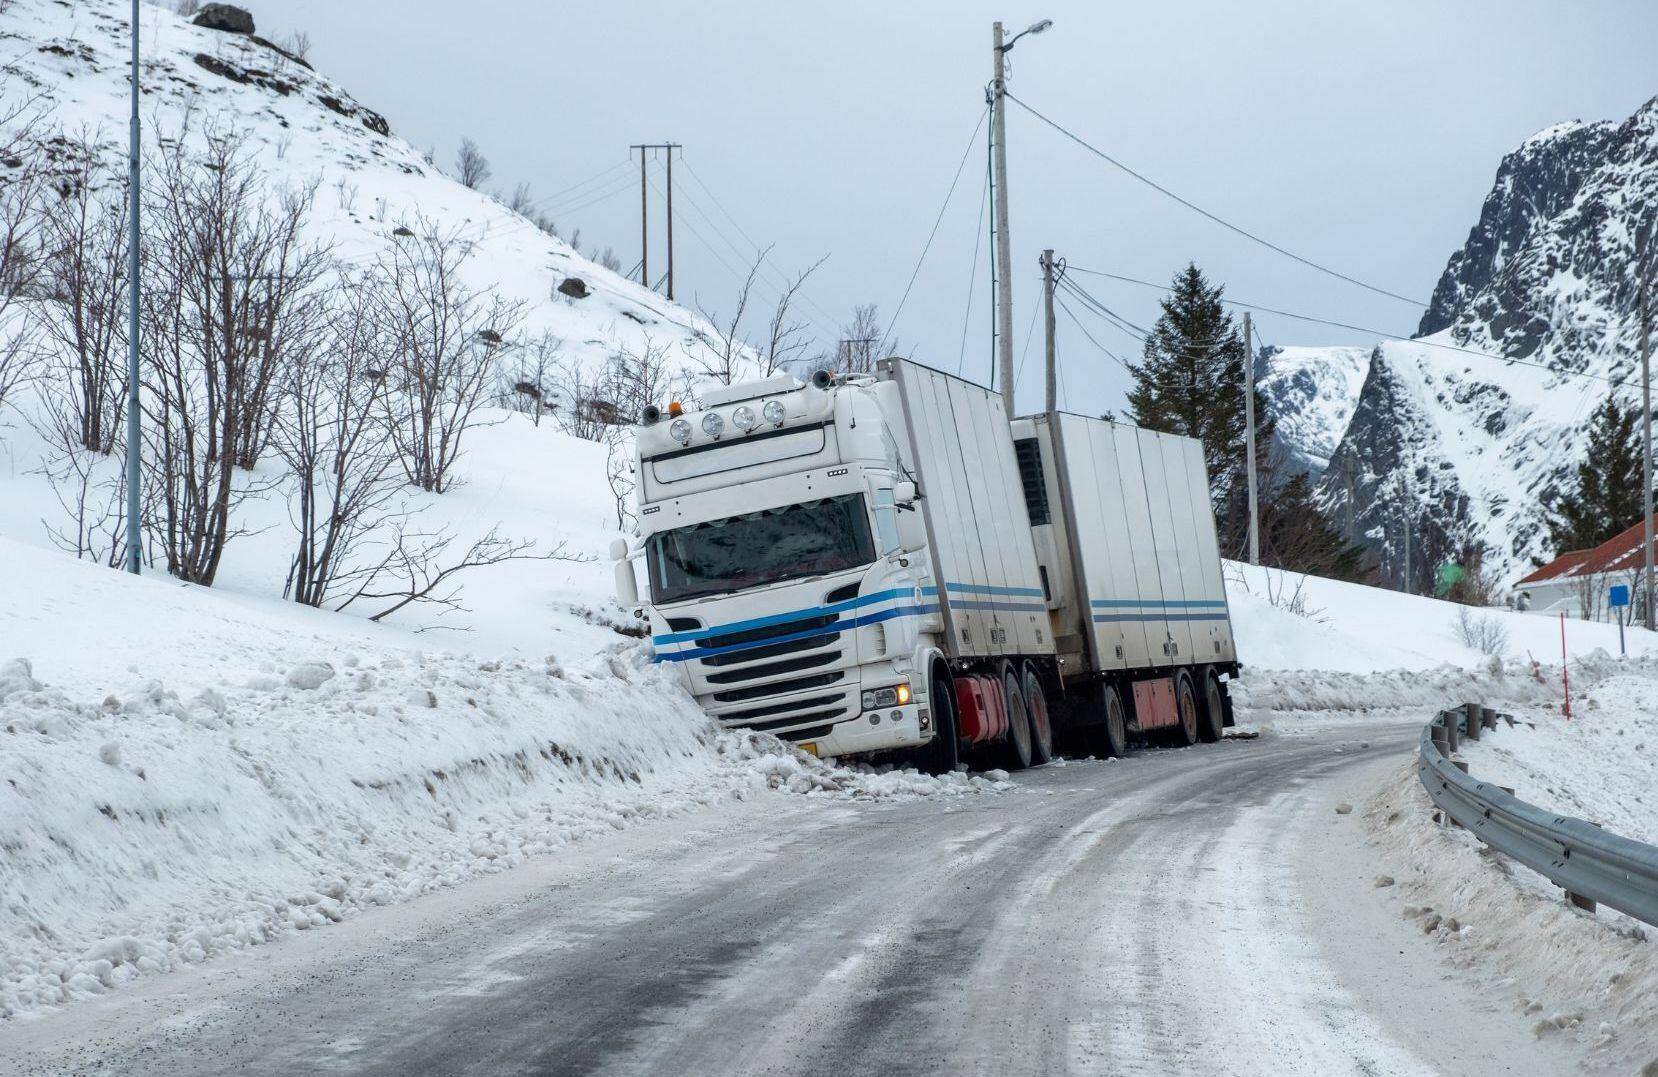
[990,17,1052,417]
[1000,18,1053,52]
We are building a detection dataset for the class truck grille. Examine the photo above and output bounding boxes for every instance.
[711,670,844,704]
[694,595,859,740]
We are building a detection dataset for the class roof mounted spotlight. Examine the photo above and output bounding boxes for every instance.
[639,404,662,426]
[810,369,834,390]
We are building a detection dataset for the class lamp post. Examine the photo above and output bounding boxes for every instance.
[124,0,142,574]
[990,17,1051,418]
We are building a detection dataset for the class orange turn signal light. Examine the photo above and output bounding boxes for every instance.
[667,401,684,417]
[896,684,911,705]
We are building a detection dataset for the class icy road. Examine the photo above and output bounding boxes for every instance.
[1,721,1574,1076]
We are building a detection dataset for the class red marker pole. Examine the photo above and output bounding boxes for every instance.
[1560,612,1571,720]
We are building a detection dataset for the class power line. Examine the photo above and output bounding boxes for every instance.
[880,104,990,356]
[1004,92,1429,309]
[1065,265,1622,386]
[956,159,991,375]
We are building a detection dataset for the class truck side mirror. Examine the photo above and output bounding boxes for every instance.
[894,480,917,506]
[611,538,639,607]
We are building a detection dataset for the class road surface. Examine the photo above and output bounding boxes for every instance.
[0,720,1574,1076]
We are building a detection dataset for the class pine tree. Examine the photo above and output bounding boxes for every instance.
[1259,472,1370,581]
[1547,393,1644,554]
[1126,264,1267,555]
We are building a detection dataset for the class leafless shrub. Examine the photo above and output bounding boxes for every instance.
[454,137,490,190]
[34,132,129,455]
[370,218,524,492]
[694,249,762,385]
[828,303,882,375]
[591,246,622,274]
[282,30,312,62]
[1225,563,1328,624]
[0,98,47,413]
[140,126,331,585]
[499,330,562,427]
[505,182,535,216]
[336,522,583,627]
[1455,606,1510,657]
[173,0,201,16]
[761,256,826,377]
[598,336,681,529]
[38,446,139,568]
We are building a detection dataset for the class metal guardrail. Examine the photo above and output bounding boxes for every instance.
[1416,702,1658,927]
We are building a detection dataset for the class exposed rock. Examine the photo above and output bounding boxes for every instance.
[1334,802,1353,815]
[558,276,589,299]
[192,4,256,35]
[1373,874,1395,888]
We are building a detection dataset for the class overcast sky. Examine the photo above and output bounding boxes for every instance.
[254,0,1655,416]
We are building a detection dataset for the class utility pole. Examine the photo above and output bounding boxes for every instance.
[123,0,141,575]
[991,22,1015,417]
[665,145,675,301]
[1640,226,1653,630]
[1041,249,1057,412]
[635,148,647,289]
[1243,311,1259,566]
[630,143,681,297]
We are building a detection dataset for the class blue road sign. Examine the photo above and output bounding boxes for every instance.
[1610,584,1631,608]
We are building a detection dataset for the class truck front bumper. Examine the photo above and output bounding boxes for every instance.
[802,703,929,759]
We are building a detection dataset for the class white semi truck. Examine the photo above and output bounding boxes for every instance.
[612,358,1238,774]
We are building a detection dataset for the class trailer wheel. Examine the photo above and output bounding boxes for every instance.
[1174,670,1200,747]
[1097,684,1128,758]
[1198,668,1225,743]
[1022,662,1054,766]
[999,664,1033,771]
[920,664,961,776]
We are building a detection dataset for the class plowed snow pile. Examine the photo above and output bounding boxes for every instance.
[0,544,1005,1018]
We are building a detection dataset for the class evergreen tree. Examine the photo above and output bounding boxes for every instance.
[1547,393,1644,554]
[1125,263,1367,581]
[1126,264,1269,554]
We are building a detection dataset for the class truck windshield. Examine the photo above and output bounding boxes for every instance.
[646,494,876,604]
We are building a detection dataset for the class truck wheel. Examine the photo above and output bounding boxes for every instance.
[1022,661,1054,766]
[999,665,1033,771]
[1198,669,1225,743]
[920,666,961,776]
[1174,670,1200,747]
[1096,684,1128,758]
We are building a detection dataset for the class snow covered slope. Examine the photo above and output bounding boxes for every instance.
[1257,96,1658,585]
[1254,345,1371,478]
[1,0,732,375]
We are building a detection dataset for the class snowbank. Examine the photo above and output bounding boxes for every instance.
[1457,653,1658,846]
[0,537,1006,1019]
[1224,560,1658,673]
[1365,763,1658,1074]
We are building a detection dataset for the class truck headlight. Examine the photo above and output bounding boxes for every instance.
[669,418,692,444]
[762,400,786,426]
[861,684,911,710]
[732,404,758,432]
[702,412,725,438]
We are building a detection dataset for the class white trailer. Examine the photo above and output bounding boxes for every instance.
[614,359,1237,772]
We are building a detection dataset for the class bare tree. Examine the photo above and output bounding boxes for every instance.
[761,256,827,376]
[275,273,404,607]
[372,217,525,492]
[505,181,536,216]
[830,303,882,374]
[281,30,312,63]
[598,336,680,528]
[140,127,330,585]
[35,133,129,454]
[693,249,763,385]
[591,246,622,274]
[454,137,491,190]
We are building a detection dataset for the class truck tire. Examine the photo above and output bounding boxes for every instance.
[920,665,961,776]
[1173,670,1200,747]
[1097,684,1128,758]
[1022,661,1054,766]
[1198,668,1225,743]
[999,664,1033,771]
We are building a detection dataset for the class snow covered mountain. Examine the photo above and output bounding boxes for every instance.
[1253,345,1371,478]
[1259,95,1658,587]
[1,0,732,377]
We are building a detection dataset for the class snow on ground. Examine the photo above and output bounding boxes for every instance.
[1456,653,1658,846]
[0,544,1008,1018]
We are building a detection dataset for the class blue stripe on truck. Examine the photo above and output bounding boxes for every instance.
[651,587,919,645]
[652,604,940,663]
[1092,612,1231,623]
[1090,598,1228,608]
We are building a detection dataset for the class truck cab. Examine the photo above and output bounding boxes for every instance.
[618,371,940,760]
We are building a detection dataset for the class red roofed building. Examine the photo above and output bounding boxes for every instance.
[1515,516,1658,622]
